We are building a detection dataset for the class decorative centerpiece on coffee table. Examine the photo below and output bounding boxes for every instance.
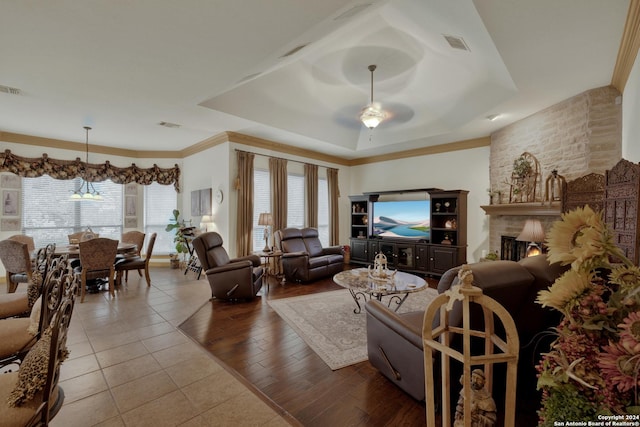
[367,253,397,282]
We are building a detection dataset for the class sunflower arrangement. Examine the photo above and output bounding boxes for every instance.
[536,205,640,424]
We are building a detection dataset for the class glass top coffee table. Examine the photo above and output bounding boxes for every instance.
[333,268,428,314]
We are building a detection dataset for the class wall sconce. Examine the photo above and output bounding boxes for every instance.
[258,212,273,252]
[516,219,546,257]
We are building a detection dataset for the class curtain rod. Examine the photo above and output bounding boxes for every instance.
[234,149,338,170]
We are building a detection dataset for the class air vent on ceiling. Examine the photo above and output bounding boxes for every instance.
[0,85,22,95]
[236,72,262,85]
[334,3,372,21]
[158,121,181,129]
[280,43,310,59]
[443,34,470,51]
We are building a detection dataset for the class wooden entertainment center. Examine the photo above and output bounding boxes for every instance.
[349,189,468,276]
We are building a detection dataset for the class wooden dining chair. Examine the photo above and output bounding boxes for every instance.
[0,240,33,294]
[115,233,156,287]
[119,231,145,280]
[76,238,118,303]
[7,235,35,253]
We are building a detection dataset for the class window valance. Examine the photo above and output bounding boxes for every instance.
[0,149,181,192]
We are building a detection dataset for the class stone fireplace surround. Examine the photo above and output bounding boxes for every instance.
[486,85,622,255]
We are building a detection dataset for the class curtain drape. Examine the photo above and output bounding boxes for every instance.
[269,157,288,233]
[327,168,340,246]
[304,163,318,228]
[0,149,181,191]
[235,151,255,256]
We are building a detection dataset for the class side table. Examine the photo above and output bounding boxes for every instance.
[255,251,284,292]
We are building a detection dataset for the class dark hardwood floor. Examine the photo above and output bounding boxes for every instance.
[178,265,544,426]
[178,267,438,426]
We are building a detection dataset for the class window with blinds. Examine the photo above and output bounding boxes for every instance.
[144,182,177,255]
[22,176,123,247]
[253,169,271,252]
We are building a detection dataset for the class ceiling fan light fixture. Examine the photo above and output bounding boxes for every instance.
[360,64,387,130]
[360,105,386,129]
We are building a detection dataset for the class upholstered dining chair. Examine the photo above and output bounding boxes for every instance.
[0,244,55,320]
[0,240,33,294]
[119,231,146,280]
[76,238,118,303]
[115,233,156,287]
[7,235,35,253]
[0,260,77,426]
[0,255,75,366]
[192,232,263,300]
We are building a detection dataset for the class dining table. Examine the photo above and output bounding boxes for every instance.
[54,242,138,258]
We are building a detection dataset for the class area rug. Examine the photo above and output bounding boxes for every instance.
[267,288,439,370]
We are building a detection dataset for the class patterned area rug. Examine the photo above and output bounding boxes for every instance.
[267,288,439,370]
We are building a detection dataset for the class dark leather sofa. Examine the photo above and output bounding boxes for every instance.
[273,227,344,282]
[365,255,567,419]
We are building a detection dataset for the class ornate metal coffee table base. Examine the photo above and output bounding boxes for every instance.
[334,268,427,314]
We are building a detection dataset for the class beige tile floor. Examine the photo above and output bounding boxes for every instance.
[44,267,293,427]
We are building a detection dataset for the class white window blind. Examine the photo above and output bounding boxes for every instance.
[318,177,329,246]
[253,168,271,252]
[287,173,304,229]
[144,182,177,255]
[22,176,123,247]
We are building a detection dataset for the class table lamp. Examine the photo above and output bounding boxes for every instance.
[258,212,273,252]
[516,219,546,257]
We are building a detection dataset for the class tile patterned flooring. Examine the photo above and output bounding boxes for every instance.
[44,267,292,427]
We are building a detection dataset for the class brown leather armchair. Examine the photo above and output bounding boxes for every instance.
[274,227,343,283]
[192,232,263,300]
[365,255,567,412]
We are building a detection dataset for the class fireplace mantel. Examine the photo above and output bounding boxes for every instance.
[480,202,562,216]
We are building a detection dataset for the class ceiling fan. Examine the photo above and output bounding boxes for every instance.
[360,64,387,129]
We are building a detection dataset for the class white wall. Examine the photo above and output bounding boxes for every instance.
[623,54,640,162]
[181,142,230,246]
[349,146,491,263]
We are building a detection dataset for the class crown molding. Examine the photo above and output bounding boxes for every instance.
[2,129,490,167]
[346,137,491,166]
[0,131,181,159]
[611,0,640,92]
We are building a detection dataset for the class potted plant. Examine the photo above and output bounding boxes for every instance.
[165,209,189,268]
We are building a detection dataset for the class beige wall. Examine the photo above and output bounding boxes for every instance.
[623,53,640,162]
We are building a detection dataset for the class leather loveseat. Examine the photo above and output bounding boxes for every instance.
[273,227,344,283]
[365,255,567,418]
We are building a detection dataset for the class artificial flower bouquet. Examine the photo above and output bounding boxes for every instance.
[536,206,640,424]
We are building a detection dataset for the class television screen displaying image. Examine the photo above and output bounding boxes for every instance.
[373,200,430,239]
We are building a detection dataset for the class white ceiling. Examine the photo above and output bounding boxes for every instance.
[0,0,630,159]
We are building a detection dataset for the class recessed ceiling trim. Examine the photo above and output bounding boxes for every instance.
[611,0,640,93]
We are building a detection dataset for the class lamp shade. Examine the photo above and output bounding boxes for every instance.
[258,212,273,226]
[516,219,545,242]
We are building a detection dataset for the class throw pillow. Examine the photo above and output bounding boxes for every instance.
[6,328,51,407]
[27,296,41,336]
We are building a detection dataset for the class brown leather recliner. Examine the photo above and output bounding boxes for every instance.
[273,227,344,283]
[365,255,567,412]
[192,232,263,300]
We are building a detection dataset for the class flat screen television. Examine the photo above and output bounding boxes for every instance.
[372,200,430,240]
